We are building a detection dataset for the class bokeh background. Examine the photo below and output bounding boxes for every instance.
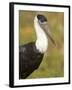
[19,10,64,79]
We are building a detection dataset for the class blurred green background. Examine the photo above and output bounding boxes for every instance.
[19,11,64,79]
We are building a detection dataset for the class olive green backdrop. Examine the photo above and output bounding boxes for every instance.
[19,11,64,79]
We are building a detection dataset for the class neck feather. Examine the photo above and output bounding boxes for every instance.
[34,20,48,53]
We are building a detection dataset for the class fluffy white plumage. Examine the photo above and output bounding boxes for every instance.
[34,16,48,53]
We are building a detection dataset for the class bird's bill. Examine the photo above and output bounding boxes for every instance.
[42,23,56,46]
[47,31,56,46]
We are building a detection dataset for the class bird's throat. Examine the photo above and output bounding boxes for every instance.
[34,21,48,53]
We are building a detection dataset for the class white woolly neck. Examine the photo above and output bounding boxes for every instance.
[34,16,48,53]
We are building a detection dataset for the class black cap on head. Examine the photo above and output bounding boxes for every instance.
[37,14,47,22]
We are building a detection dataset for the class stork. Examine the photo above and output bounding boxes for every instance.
[19,14,56,79]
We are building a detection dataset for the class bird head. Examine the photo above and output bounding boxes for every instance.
[35,14,56,46]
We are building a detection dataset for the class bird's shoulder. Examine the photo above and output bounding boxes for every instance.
[19,42,41,54]
[20,42,34,51]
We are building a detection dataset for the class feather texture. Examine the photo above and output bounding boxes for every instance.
[19,42,43,79]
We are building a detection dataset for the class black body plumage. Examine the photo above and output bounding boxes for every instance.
[19,42,44,79]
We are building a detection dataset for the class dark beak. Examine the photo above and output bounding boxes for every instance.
[41,22,56,46]
[47,31,56,46]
